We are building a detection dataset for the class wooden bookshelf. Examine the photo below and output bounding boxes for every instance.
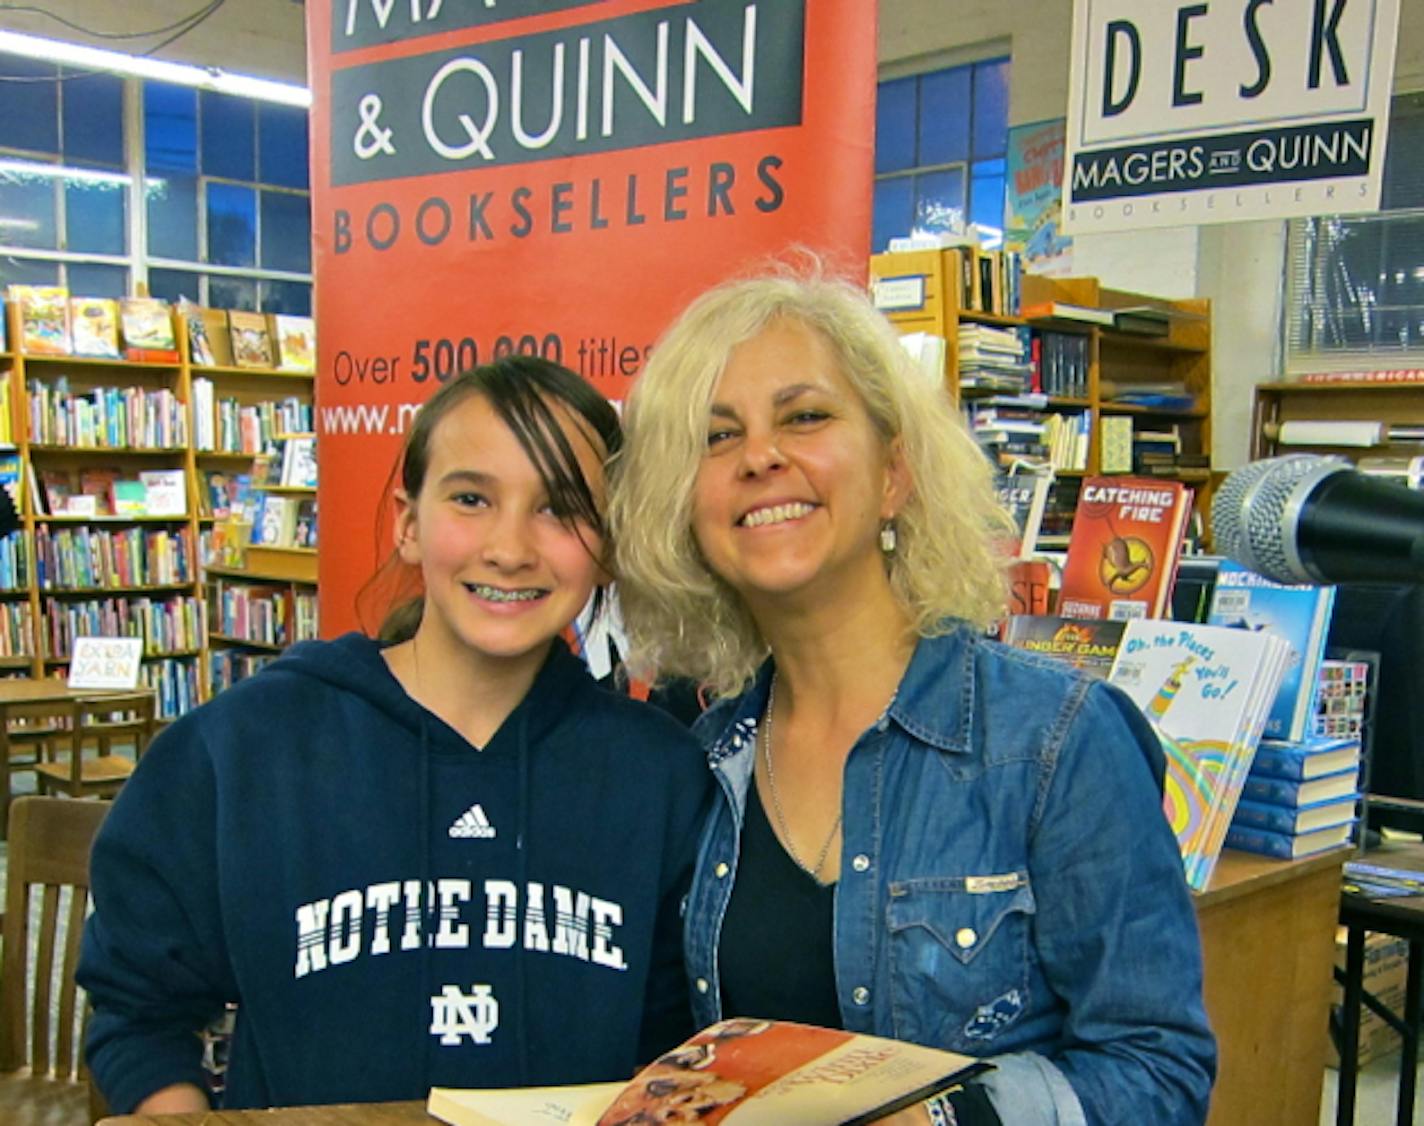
[0,303,319,718]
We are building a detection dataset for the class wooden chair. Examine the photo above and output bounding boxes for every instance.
[0,795,110,1125]
[33,693,156,801]
[1,703,72,841]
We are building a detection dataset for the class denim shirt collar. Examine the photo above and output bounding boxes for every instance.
[699,622,978,765]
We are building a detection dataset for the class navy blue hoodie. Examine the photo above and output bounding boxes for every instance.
[78,632,711,1112]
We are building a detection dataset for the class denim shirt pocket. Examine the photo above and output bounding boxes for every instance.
[886,873,1036,1050]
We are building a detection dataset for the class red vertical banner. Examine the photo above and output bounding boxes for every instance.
[307,1,876,635]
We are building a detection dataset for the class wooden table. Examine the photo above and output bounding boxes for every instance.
[101,1103,429,1125]
[101,849,1348,1126]
[1196,847,1348,1126]
[0,679,150,838]
[1335,841,1424,1126]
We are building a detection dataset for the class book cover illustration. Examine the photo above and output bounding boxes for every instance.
[429,1018,987,1126]
[1001,615,1125,676]
[1108,621,1290,891]
[138,469,187,517]
[279,435,318,488]
[1206,561,1337,744]
[229,310,275,368]
[10,285,71,355]
[119,297,178,361]
[992,465,1053,558]
[194,306,234,366]
[69,297,121,358]
[293,497,317,548]
[273,313,316,373]
[180,300,216,366]
[1058,477,1191,621]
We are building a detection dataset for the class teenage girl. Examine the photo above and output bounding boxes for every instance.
[78,357,711,1114]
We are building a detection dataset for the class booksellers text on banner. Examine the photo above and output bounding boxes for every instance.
[307,1,876,634]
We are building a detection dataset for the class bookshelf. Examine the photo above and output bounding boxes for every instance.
[1251,381,1424,483]
[0,302,318,718]
[868,254,1214,548]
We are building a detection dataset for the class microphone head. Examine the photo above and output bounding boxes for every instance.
[1212,454,1348,583]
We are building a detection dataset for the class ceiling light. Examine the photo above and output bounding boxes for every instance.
[0,158,131,185]
[0,29,312,108]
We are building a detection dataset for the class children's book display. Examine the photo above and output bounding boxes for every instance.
[427,1019,989,1126]
[1107,620,1290,891]
[9,285,71,354]
[119,297,179,362]
[69,297,121,358]
[273,313,316,373]
[1206,561,1336,743]
[279,435,318,488]
[229,310,275,368]
[1057,477,1192,621]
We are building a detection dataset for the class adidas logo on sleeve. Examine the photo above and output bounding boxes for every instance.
[449,803,496,839]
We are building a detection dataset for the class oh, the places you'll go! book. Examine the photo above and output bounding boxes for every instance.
[1057,476,1192,621]
[1206,560,1336,744]
[1108,620,1291,891]
[427,1019,990,1126]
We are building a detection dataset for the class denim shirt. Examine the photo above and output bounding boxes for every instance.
[684,625,1216,1126]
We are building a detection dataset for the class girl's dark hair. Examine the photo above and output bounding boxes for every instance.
[376,355,622,641]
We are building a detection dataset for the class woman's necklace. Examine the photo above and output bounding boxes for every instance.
[761,676,842,883]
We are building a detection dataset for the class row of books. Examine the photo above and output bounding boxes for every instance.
[251,493,318,550]
[26,379,188,450]
[5,286,179,362]
[209,648,280,695]
[191,382,314,454]
[141,656,203,721]
[1033,331,1090,398]
[35,466,187,519]
[211,582,317,648]
[39,594,205,659]
[936,244,1023,317]
[0,602,33,658]
[958,324,1031,392]
[33,526,194,591]
[2,285,315,373]
[0,530,29,592]
[1098,417,1208,477]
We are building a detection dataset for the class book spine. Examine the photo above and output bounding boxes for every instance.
[1223,824,1294,859]
[1246,747,1307,781]
[1231,802,1296,834]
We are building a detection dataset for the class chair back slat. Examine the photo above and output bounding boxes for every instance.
[0,797,109,1080]
[30,885,59,1078]
[56,889,88,1077]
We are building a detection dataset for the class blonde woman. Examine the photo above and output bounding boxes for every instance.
[611,267,1215,1125]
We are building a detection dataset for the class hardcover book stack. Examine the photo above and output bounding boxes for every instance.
[957,323,1031,392]
[1225,735,1361,860]
[1108,620,1291,891]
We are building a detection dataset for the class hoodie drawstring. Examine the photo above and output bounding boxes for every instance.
[418,718,433,1094]
[514,704,531,1087]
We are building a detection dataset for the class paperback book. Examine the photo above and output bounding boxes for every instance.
[69,297,121,358]
[428,1019,989,1126]
[229,310,275,368]
[1058,477,1192,621]
[992,464,1053,558]
[1000,615,1125,676]
[10,285,71,355]
[273,313,316,372]
[1107,620,1290,891]
[119,297,179,362]
[1206,561,1336,743]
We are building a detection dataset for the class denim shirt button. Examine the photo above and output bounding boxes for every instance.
[851,853,870,872]
[852,986,871,1005]
[955,927,977,949]
[696,978,710,994]
[714,862,730,878]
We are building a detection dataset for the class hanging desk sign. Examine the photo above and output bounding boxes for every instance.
[307,0,876,636]
[1062,0,1401,233]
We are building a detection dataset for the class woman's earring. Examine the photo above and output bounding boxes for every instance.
[880,520,897,555]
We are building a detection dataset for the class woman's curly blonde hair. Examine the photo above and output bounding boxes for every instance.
[610,262,1012,697]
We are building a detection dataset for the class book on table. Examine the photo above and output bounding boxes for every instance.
[1206,561,1337,744]
[1000,614,1125,677]
[1107,620,1291,891]
[1057,476,1192,621]
[1240,766,1359,809]
[1250,735,1361,782]
[427,1018,990,1126]
[1223,821,1352,860]
[1231,795,1358,836]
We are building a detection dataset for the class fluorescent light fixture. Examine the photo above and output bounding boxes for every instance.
[0,29,312,108]
[0,157,131,185]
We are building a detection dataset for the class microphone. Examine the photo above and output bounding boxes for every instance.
[1211,454,1424,585]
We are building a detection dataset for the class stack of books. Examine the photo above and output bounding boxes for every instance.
[1226,735,1361,859]
[957,323,1032,392]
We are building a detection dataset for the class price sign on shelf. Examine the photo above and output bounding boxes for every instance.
[68,637,143,690]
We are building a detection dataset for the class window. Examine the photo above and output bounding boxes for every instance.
[0,58,130,290]
[0,62,312,315]
[143,85,311,315]
[873,57,1009,254]
[1284,93,1424,373]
